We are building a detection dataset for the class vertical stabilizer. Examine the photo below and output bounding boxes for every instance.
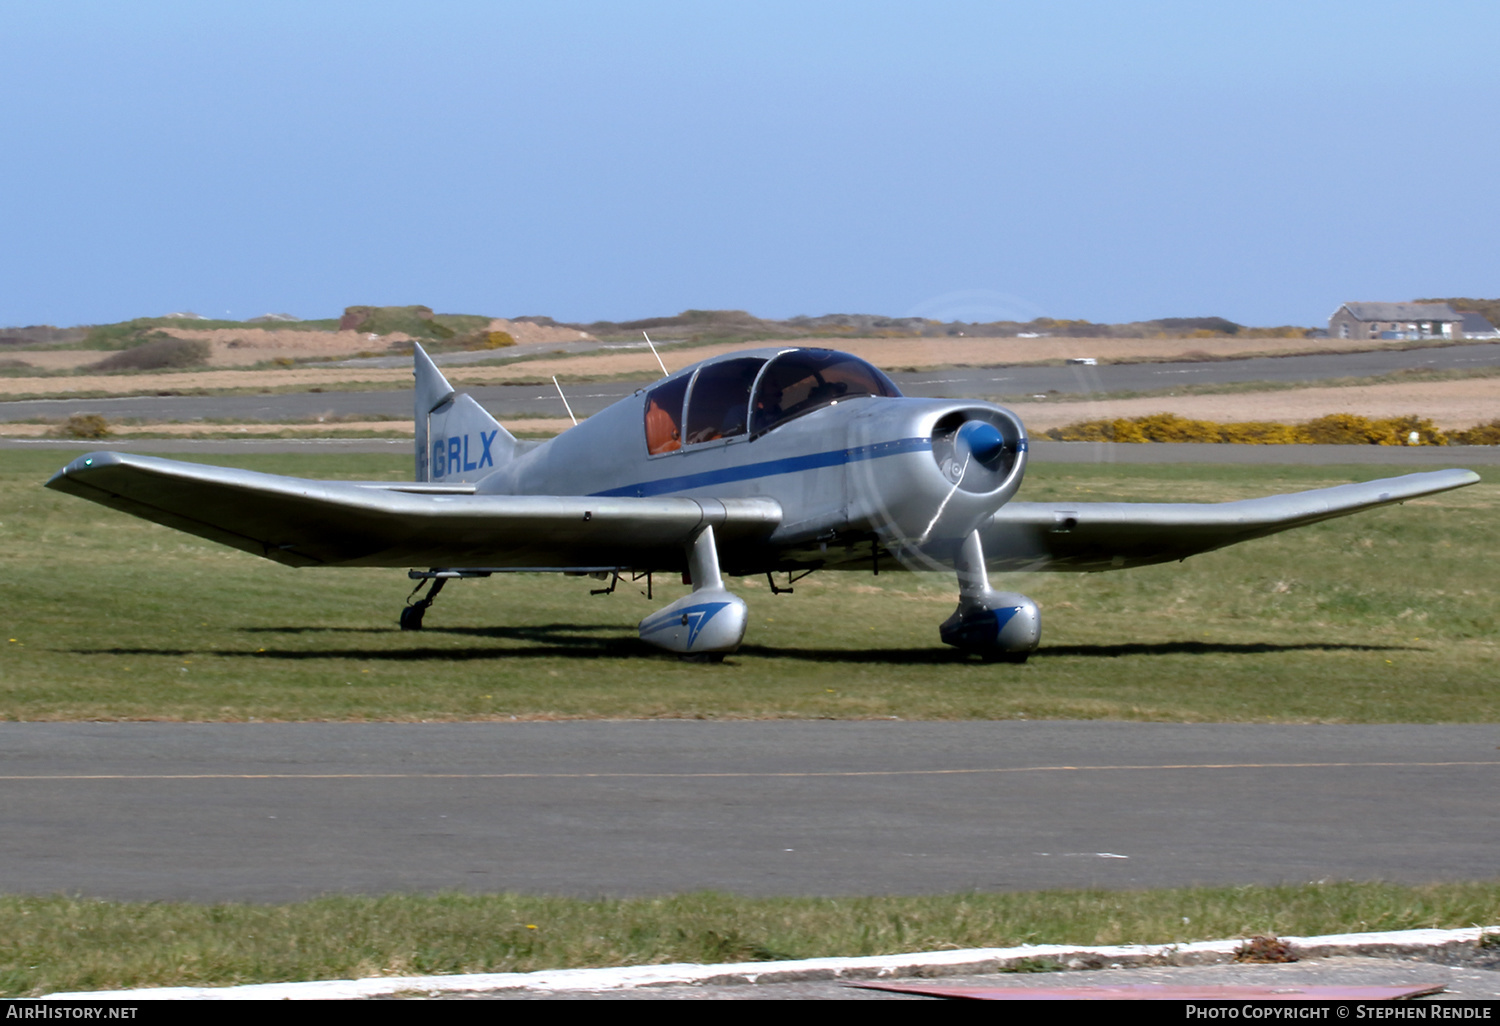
[413,343,518,482]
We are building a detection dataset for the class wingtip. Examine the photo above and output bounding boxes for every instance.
[52,450,122,475]
[46,451,124,491]
[1402,467,1481,496]
[1428,468,1482,488]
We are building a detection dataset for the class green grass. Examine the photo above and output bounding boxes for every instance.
[1,452,1494,722]
[3,883,1497,996]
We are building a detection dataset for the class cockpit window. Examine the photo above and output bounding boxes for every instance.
[749,350,901,437]
[683,357,766,445]
[643,375,689,455]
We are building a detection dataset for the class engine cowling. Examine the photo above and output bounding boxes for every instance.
[846,401,1028,568]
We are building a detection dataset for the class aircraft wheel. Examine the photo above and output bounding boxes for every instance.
[679,652,726,664]
[399,605,426,631]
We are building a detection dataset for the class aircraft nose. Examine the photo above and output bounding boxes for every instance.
[926,406,1027,499]
[955,419,1007,468]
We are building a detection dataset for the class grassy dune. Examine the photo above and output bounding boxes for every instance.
[1,451,1493,723]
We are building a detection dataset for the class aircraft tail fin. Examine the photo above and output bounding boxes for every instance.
[413,343,519,482]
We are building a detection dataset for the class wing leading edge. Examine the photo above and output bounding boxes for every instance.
[46,451,782,570]
[981,469,1480,572]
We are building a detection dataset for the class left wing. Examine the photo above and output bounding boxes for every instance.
[981,469,1480,572]
[46,452,782,570]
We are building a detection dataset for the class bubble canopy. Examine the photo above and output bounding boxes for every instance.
[644,349,901,452]
[748,350,901,437]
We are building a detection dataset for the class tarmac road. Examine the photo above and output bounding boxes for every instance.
[3,342,1497,424]
[9,436,1500,465]
[5,721,1498,903]
[902,341,1500,400]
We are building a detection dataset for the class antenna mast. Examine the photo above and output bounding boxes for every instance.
[643,331,669,377]
[552,376,577,425]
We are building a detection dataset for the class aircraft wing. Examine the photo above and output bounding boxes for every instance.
[46,452,783,570]
[981,469,1480,572]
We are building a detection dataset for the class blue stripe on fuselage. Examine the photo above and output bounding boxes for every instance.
[589,437,932,498]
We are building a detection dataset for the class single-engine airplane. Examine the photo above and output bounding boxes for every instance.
[47,344,1480,661]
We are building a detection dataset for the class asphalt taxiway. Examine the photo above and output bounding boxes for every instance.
[5,722,1498,903]
[4,342,1497,424]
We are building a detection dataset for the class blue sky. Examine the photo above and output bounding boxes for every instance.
[3,1,1496,328]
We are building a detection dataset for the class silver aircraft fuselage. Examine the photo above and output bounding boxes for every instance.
[472,348,1028,573]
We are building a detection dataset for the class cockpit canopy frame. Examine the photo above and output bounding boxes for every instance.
[643,349,902,456]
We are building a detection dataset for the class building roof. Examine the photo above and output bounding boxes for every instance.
[1459,311,1497,333]
[1337,302,1459,322]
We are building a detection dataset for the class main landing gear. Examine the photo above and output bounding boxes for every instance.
[396,531,1035,663]
[399,576,446,631]
[399,569,499,630]
[637,524,748,660]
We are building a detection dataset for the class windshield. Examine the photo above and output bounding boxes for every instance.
[749,350,901,436]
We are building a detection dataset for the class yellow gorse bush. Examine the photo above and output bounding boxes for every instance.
[1043,413,1485,445]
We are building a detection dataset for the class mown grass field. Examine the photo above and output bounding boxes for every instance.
[5,883,1499,997]
[3,449,1496,998]
[1,450,1493,723]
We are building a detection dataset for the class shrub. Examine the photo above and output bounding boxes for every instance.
[1219,421,1305,444]
[54,413,110,439]
[85,337,210,372]
[1298,414,1448,447]
[338,306,491,340]
[1131,413,1221,443]
[1373,415,1447,446]
[1300,413,1386,445]
[1235,935,1297,964]
[1045,412,1478,445]
[1452,419,1500,445]
[1043,419,1120,442]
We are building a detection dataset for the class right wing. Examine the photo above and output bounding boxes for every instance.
[46,451,782,570]
[982,469,1480,572]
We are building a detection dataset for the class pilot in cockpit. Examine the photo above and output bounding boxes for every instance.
[753,377,784,429]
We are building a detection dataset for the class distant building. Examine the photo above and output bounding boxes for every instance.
[1459,311,1499,339]
[1328,302,1461,341]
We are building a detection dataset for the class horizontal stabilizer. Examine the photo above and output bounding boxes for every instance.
[46,451,782,569]
[983,469,1480,571]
